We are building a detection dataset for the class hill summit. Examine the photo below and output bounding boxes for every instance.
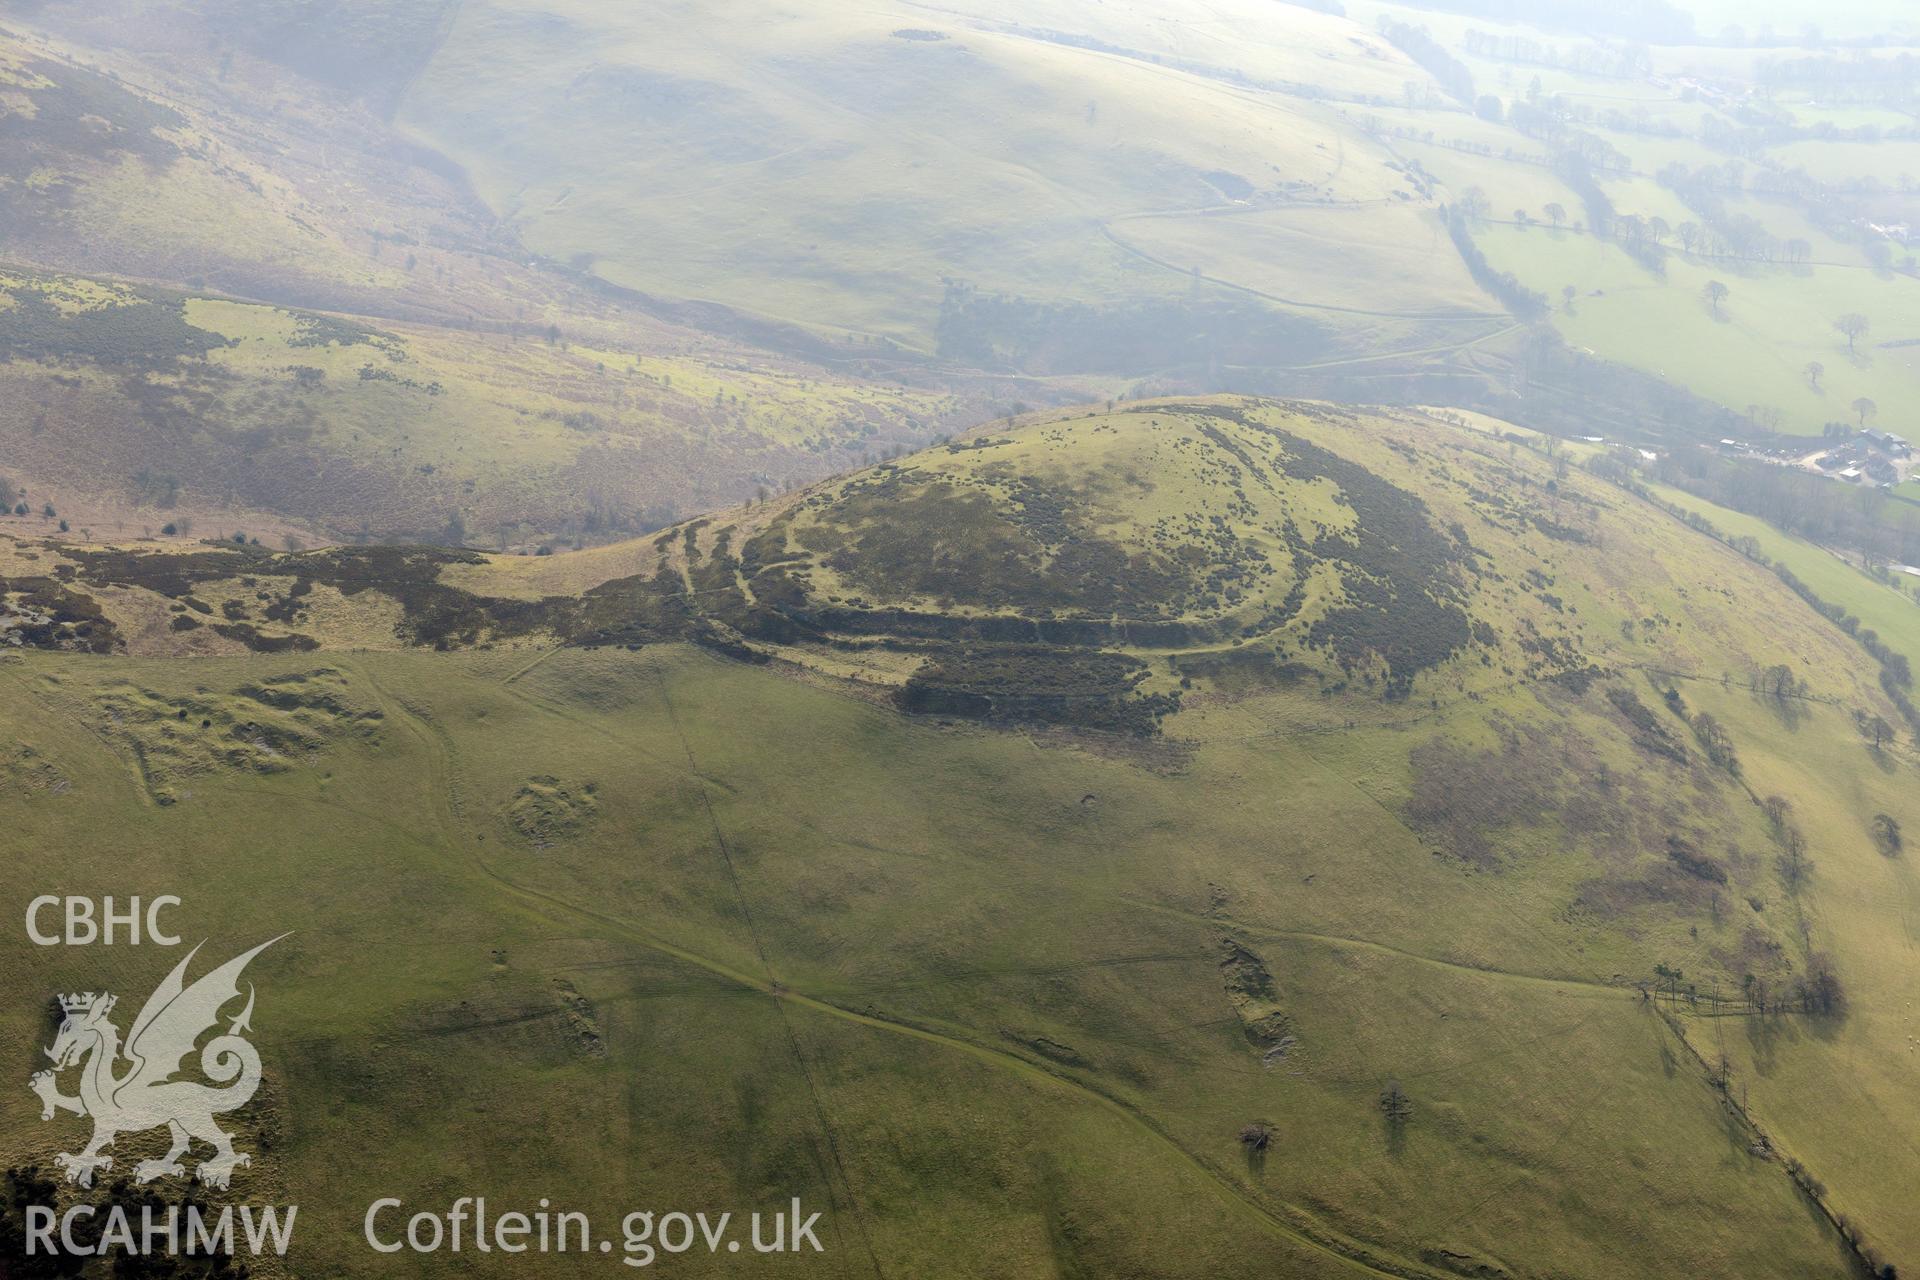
[6,396,1920,1277]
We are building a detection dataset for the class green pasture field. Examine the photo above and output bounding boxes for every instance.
[1106,203,1498,317]
[1480,224,1920,433]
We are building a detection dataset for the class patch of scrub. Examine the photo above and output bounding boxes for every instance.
[93,668,382,801]
[1219,937,1298,1068]
[505,775,599,846]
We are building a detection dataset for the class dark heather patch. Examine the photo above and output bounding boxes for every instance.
[0,576,119,652]
[899,647,1177,735]
[1169,403,1477,696]
[0,278,231,368]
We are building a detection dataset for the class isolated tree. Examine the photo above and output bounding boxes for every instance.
[1835,312,1871,354]
[1758,664,1799,699]
[1704,280,1729,316]
[1865,714,1895,749]
[1544,202,1567,229]
[1379,1080,1413,1125]
[1804,956,1845,1016]
[1872,813,1903,855]
[1238,1122,1273,1152]
[1805,360,1824,389]
[1562,284,1577,312]
[1762,794,1793,832]
[1854,397,1879,428]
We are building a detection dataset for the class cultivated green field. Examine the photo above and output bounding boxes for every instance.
[1479,225,1920,433]
[1330,0,1920,436]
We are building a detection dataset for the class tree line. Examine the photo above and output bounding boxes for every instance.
[1620,458,1920,736]
[1376,19,1475,106]
[1442,204,1549,318]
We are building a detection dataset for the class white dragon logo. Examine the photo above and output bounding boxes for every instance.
[28,936,285,1190]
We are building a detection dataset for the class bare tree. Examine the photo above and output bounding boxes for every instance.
[1779,824,1811,893]
[1692,712,1739,773]
[1835,312,1871,354]
[1762,794,1793,832]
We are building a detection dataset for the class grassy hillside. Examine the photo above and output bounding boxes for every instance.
[0,20,1110,551]
[1651,481,1920,675]
[0,24,444,310]
[3,397,1918,1274]
[389,0,1485,362]
[18,0,1920,445]
[362,0,1920,439]
[0,266,977,548]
